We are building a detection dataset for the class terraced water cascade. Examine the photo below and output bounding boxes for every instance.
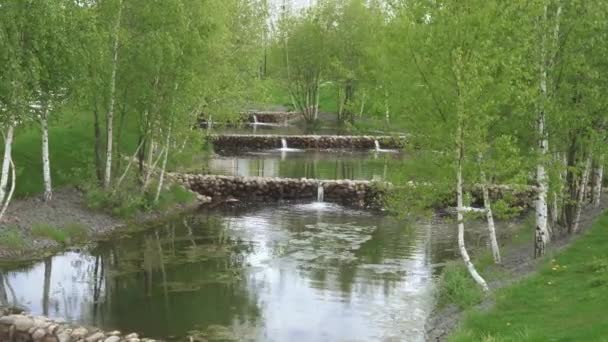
[0,126,520,341]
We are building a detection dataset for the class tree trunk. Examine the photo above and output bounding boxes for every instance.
[457,153,489,291]
[142,138,156,190]
[116,140,145,190]
[453,52,489,291]
[592,155,604,208]
[0,125,15,203]
[479,153,501,264]
[103,0,124,189]
[41,110,52,201]
[0,158,16,222]
[573,156,592,233]
[535,5,550,258]
[43,258,52,316]
[154,127,172,203]
[93,108,103,184]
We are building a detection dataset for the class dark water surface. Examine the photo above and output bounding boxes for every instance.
[205,150,403,181]
[0,201,492,341]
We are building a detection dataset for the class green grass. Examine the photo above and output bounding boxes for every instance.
[449,213,608,341]
[0,227,26,250]
[31,223,89,245]
[10,106,140,198]
[437,261,485,309]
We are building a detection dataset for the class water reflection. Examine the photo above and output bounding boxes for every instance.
[1,204,512,341]
[208,150,403,181]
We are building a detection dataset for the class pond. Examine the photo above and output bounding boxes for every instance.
[205,150,404,181]
[0,201,510,341]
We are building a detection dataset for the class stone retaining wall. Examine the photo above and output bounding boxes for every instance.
[210,134,406,155]
[170,174,537,211]
[170,174,386,209]
[0,310,152,342]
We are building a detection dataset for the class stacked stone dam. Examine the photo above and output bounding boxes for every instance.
[210,134,406,155]
[170,174,386,209]
[0,311,152,342]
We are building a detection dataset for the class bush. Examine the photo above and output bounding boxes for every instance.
[0,227,27,250]
[31,224,68,244]
[437,261,484,309]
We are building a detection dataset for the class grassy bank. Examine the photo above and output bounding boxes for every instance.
[447,213,608,341]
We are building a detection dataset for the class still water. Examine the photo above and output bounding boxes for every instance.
[0,201,507,341]
[203,150,404,181]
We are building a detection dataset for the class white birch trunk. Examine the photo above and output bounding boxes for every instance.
[453,51,489,291]
[478,154,501,264]
[143,139,156,189]
[535,5,550,258]
[0,158,16,222]
[115,140,145,190]
[573,156,592,233]
[384,88,390,123]
[314,82,320,121]
[103,0,124,189]
[154,127,172,203]
[457,158,489,292]
[592,155,603,208]
[0,125,15,203]
[41,111,52,201]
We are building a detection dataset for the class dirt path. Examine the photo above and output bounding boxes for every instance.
[425,199,608,341]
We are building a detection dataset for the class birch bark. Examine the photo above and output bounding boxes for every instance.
[103,0,124,189]
[41,109,52,201]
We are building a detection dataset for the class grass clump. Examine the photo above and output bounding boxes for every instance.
[0,227,26,251]
[31,222,90,245]
[449,213,608,341]
[437,261,484,310]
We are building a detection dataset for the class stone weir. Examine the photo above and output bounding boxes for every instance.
[169,174,386,209]
[209,134,406,155]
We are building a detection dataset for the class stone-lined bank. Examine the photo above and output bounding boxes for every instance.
[0,311,153,342]
[209,134,406,155]
[169,174,386,209]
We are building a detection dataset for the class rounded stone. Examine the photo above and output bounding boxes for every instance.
[32,328,47,340]
[103,337,120,342]
[71,327,89,339]
[14,316,34,332]
[85,332,105,342]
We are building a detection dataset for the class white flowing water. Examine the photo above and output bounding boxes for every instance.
[374,140,381,152]
[317,184,324,202]
[253,115,258,124]
[282,138,288,149]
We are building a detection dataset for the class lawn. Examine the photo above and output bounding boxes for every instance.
[450,213,608,341]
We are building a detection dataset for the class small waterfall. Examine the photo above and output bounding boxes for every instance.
[317,183,324,202]
[253,114,258,124]
[281,138,288,149]
[374,140,381,152]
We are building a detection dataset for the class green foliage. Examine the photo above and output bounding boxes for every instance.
[437,261,485,310]
[31,223,89,245]
[450,213,608,341]
[0,227,26,251]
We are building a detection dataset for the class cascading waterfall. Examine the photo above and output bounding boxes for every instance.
[374,140,381,152]
[317,183,324,202]
[253,115,258,124]
[281,138,288,149]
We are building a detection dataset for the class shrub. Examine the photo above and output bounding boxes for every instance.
[31,224,68,244]
[0,227,26,250]
[437,261,484,309]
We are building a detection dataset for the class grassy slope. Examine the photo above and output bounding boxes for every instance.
[450,213,608,341]
[11,108,139,198]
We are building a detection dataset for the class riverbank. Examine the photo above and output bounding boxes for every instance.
[426,200,608,341]
[0,187,202,264]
